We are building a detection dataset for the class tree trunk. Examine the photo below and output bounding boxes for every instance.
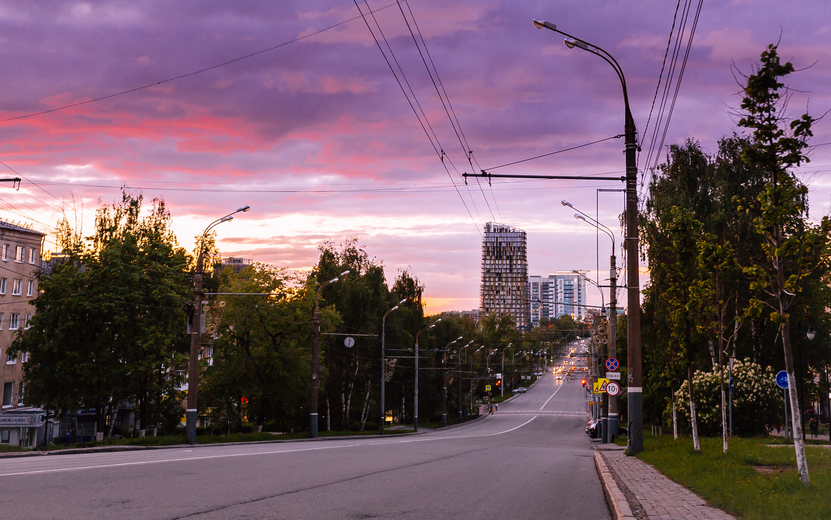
[341,359,359,430]
[782,321,810,485]
[689,365,700,452]
[359,376,372,431]
[671,386,678,440]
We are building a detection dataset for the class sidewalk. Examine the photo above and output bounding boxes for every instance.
[593,445,736,520]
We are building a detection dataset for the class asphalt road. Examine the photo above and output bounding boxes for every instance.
[0,355,608,519]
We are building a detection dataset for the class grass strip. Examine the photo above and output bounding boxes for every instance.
[636,434,831,520]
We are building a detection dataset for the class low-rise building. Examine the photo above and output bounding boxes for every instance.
[0,220,46,448]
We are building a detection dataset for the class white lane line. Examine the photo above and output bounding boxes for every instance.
[1,418,540,477]
[0,443,359,477]
[539,381,566,410]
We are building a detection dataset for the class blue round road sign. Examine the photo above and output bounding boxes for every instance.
[775,370,789,389]
[605,357,619,372]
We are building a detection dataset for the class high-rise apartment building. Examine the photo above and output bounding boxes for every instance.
[480,222,529,331]
[528,271,587,326]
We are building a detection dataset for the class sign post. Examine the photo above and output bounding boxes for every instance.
[776,370,789,440]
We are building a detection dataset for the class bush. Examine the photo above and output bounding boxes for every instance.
[669,359,781,436]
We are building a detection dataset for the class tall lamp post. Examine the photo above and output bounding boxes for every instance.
[310,269,350,438]
[381,299,407,435]
[534,18,641,453]
[566,200,619,442]
[443,336,463,427]
[459,341,476,418]
[501,343,513,398]
[414,319,441,432]
[187,205,250,445]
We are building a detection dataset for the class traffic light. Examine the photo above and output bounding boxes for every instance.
[495,377,502,387]
[581,379,587,387]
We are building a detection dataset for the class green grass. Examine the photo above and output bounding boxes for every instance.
[635,434,831,520]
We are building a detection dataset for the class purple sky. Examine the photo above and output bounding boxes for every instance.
[2,0,830,314]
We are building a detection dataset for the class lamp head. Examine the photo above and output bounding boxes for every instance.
[575,214,585,221]
[399,298,408,304]
[561,200,572,207]
[564,37,589,50]
[807,328,817,341]
[221,215,234,223]
[237,205,251,213]
[532,18,556,31]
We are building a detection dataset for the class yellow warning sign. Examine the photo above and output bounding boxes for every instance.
[593,378,609,393]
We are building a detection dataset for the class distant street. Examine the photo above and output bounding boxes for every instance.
[0,350,608,520]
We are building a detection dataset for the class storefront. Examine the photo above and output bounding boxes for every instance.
[0,409,46,449]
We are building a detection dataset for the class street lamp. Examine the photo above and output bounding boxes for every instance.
[459,340,476,418]
[187,205,250,445]
[443,336,463,427]
[310,269,350,438]
[569,201,619,443]
[501,343,512,399]
[381,299,407,435]
[414,318,441,432]
[535,18,642,453]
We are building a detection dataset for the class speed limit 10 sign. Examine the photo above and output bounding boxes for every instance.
[606,381,621,396]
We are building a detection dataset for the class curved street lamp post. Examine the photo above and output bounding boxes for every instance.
[380,299,407,434]
[310,270,350,438]
[414,319,441,432]
[187,205,250,445]
[535,18,642,453]
[443,336,463,427]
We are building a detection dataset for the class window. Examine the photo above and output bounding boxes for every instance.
[6,348,16,363]
[21,351,29,363]
[1,430,9,443]
[1,244,7,261]
[9,313,19,330]
[15,246,24,263]
[27,280,34,296]
[24,314,31,329]
[0,278,5,294]
[0,313,4,329]
[29,247,37,264]
[12,279,22,295]
[2,382,12,407]
[18,382,25,405]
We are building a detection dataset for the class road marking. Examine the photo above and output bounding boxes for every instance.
[0,443,360,477]
[1,417,543,478]
[539,380,566,410]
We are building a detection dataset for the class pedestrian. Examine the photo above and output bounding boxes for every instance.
[489,405,493,415]
[495,403,498,412]
[809,417,818,438]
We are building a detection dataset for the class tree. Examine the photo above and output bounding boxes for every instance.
[13,192,190,437]
[200,264,321,432]
[736,43,831,486]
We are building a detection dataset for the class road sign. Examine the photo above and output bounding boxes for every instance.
[606,372,621,380]
[605,357,619,372]
[606,381,621,396]
[485,385,492,391]
[593,378,609,393]
[776,370,789,389]
[344,337,355,348]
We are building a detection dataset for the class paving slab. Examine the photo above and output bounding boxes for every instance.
[594,448,737,520]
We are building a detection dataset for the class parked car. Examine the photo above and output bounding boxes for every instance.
[585,419,601,439]
[512,387,527,394]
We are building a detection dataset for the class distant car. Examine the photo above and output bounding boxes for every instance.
[556,375,563,380]
[512,387,527,394]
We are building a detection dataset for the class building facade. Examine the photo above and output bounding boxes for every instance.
[480,222,529,331]
[529,271,587,326]
[0,221,45,448]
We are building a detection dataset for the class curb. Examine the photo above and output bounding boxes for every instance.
[594,451,636,520]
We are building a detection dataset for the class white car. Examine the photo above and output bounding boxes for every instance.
[512,387,527,394]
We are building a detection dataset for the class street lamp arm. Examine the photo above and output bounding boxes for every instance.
[533,19,633,133]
